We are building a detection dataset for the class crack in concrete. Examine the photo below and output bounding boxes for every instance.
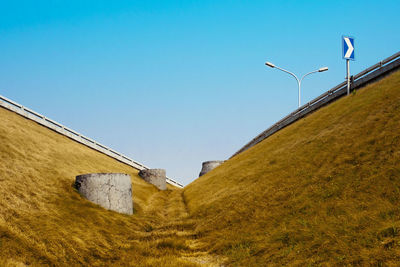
[75,173,133,215]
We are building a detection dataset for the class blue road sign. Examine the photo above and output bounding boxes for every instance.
[342,36,355,60]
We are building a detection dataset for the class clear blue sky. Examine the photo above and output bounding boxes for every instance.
[1,1,399,185]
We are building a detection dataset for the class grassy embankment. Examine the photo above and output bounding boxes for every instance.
[0,70,399,266]
[184,70,400,266]
[0,106,222,266]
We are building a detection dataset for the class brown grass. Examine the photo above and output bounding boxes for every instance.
[184,70,400,266]
[0,106,221,266]
[1,70,399,266]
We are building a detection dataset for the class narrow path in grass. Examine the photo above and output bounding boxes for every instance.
[139,188,226,266]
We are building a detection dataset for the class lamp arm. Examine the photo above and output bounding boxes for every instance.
[274,66,300,84]
[300,70,319,84]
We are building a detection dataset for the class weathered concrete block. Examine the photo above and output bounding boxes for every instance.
[75,173,133,215]
[199,160,224,177]
[139,169,167,190]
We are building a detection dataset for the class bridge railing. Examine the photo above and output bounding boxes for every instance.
[0,95,183,188]
[232,51,400,158]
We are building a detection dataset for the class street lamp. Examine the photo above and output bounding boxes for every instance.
[265,62,328,107]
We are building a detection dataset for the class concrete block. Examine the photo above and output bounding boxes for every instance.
[139,169,167,190]
[75,173,133,215]
[199,160,224,177]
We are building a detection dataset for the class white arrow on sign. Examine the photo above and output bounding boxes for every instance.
[344,37,354,58]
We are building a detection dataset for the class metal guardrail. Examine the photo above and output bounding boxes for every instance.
[232,51,400,158]
[0,95,183,188]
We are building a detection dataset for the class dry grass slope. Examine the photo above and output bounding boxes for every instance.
[1,70,399,266]
[0,106,221,266]
[184,70,400,266]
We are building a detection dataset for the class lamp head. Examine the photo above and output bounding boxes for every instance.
[265,62,275,68]
[318,67,328,72]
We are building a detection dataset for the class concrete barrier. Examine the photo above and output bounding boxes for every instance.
[139,169,167,190]
[75,173,133,215]
[199,160,224,177]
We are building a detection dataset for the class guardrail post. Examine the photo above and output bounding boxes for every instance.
[350,76,354,92]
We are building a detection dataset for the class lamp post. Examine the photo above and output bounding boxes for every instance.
[265,62,328,108]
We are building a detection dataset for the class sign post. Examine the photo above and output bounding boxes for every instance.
[342,36,355,95]
[347,58,350,95]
